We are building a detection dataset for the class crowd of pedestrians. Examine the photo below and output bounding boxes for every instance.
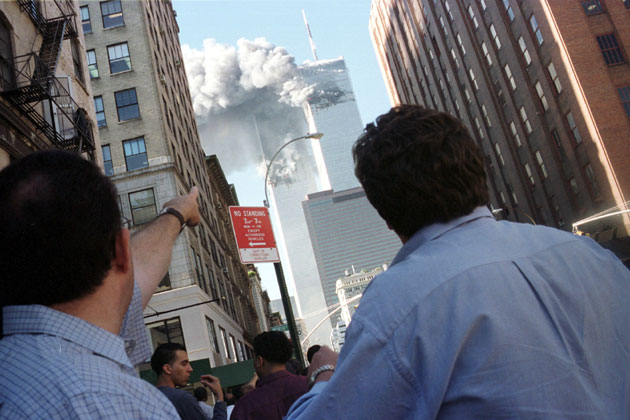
[1,105,629,419]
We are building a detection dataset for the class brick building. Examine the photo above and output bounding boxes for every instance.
[369,0,630,240]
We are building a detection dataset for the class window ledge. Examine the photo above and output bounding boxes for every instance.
[103,24,126,31]
[118,117,142,124]
[110,69,134,76]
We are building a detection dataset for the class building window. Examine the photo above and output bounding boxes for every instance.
[474,117,484,139]
[547,62,563,94]
[468,68,479,90]
[502,0,515,21]
[450,48,460,68]
[80,5,91,34]
[194,251,206,292]
[229,335,238,362]
[524,162,535,185]
[535,151,548,178]
[94,96,106,127]
[115,88,140,121]
[569,177,579,195]
[439,16,448,36]
[0,18,14,91]
[147,317,184,351]
[464,87,472,103]
[444,1,454,21]
[596,33,625,65]
[494,142,505,166]
[71,39,84,84]
[101,0,124,29]
[518,36,531,66]
[489,24,501,49]
[129,188,156,225]
[535,81,549,111]
[551,129,566,160]
[205,317,220,355]
[582,0,604,15]
[102,145,113,176]
[207,265,217,300]
[566,112,582,144]
[510,121,522,147]
[481,42,492,66]
[237,341,246,361]
[482,104,491,126]
[530,15,544,45]
[456,33,466,55]
[504,64,516,90]
[157,272,171,292]
[619,86,630,118]
[219,327,231,359]
[107,42,131,74]
[479,0,487,10]
[468,5,479,29]
[584,163,600,197]
[123,137,148,171]
[86,49,98,78]
[520,106,532,134]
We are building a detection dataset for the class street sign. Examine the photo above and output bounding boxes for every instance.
[271,324,289,332]
[229,206,280,264]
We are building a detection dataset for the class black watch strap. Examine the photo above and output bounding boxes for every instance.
[159,207,186,231]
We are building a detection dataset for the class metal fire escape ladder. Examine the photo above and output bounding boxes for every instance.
[0,3,94,154]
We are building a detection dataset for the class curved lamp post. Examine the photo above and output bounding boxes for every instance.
[263,132,324,208]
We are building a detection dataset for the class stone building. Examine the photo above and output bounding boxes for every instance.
[369,0,630,240]
[0,0,98,168]
[80,0,259,372]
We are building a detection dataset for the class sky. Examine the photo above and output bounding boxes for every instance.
[172,0,392,300]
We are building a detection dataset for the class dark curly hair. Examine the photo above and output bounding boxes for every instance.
[254,331,293,364]
[353,105,489,237]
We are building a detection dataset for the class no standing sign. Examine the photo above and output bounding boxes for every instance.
[229,206,280,264]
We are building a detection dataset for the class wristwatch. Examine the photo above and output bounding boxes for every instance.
[308,364,335,387]
[159,207,186,232]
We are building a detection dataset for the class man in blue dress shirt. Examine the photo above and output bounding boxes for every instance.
[0,150,201,419]
[287,105,630,419]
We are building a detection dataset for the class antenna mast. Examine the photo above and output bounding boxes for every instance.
[302,9,319,61]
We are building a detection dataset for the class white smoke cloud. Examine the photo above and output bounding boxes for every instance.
[182,37,314,177]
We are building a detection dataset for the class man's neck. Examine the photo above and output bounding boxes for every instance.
[51,294,125,335]
[260,364,286,378]
[156,376,176,388]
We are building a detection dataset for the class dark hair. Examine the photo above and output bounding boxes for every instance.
[0,150,121,307]
[254,331,293,364]
[151,342,187,375]
[353,105,489,237]
[194,387,208,402]
[306,345,321,363]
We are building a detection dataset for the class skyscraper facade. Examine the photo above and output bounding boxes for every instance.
[82,0,259,373]
[302,187,401,323]
[370,0,630,240]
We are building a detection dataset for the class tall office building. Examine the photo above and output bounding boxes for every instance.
[0,0,97,168]
[370,0,630,241]
[81,0,260,377]
[264,57,365,346]
[302,187,401,324]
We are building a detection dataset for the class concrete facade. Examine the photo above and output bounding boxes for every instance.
[369,0,630,239]
[82,0,259,370]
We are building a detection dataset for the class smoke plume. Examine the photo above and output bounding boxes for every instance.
[182,38,314,181]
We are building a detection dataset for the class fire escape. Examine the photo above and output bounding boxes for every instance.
[0,0,95,155]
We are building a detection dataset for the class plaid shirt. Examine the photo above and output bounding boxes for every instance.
[0,283,179,419]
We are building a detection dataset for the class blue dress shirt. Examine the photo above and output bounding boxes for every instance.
[0,283,180,419]
[287,207,630,419]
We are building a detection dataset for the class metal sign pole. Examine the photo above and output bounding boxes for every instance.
[274,261,305,369]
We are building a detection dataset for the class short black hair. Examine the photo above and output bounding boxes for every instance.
[353,105,489,237]
[254,331,293,364]
[151,342,186,375]
[306,345,321,363]
[0,150,121,307]
[194,387,208,402]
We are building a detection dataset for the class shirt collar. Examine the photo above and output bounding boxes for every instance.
[391,206,494,266]
[256,369,291,387]
[3,304,133,369]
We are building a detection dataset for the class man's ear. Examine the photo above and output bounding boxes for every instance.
[113,229,131,274]
[162,363,173,376]
[254,355,263,368]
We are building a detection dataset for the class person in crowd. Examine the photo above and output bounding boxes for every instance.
[194,387,215,419]
[231,331,308,420]
[286,105,630,419]
[0,150,200,418]
[152,342,226,420]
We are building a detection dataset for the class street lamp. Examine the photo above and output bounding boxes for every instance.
[262,132,323,368]
[263,132,324,208]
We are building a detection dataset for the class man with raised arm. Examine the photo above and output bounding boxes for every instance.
[0,150,201,419]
